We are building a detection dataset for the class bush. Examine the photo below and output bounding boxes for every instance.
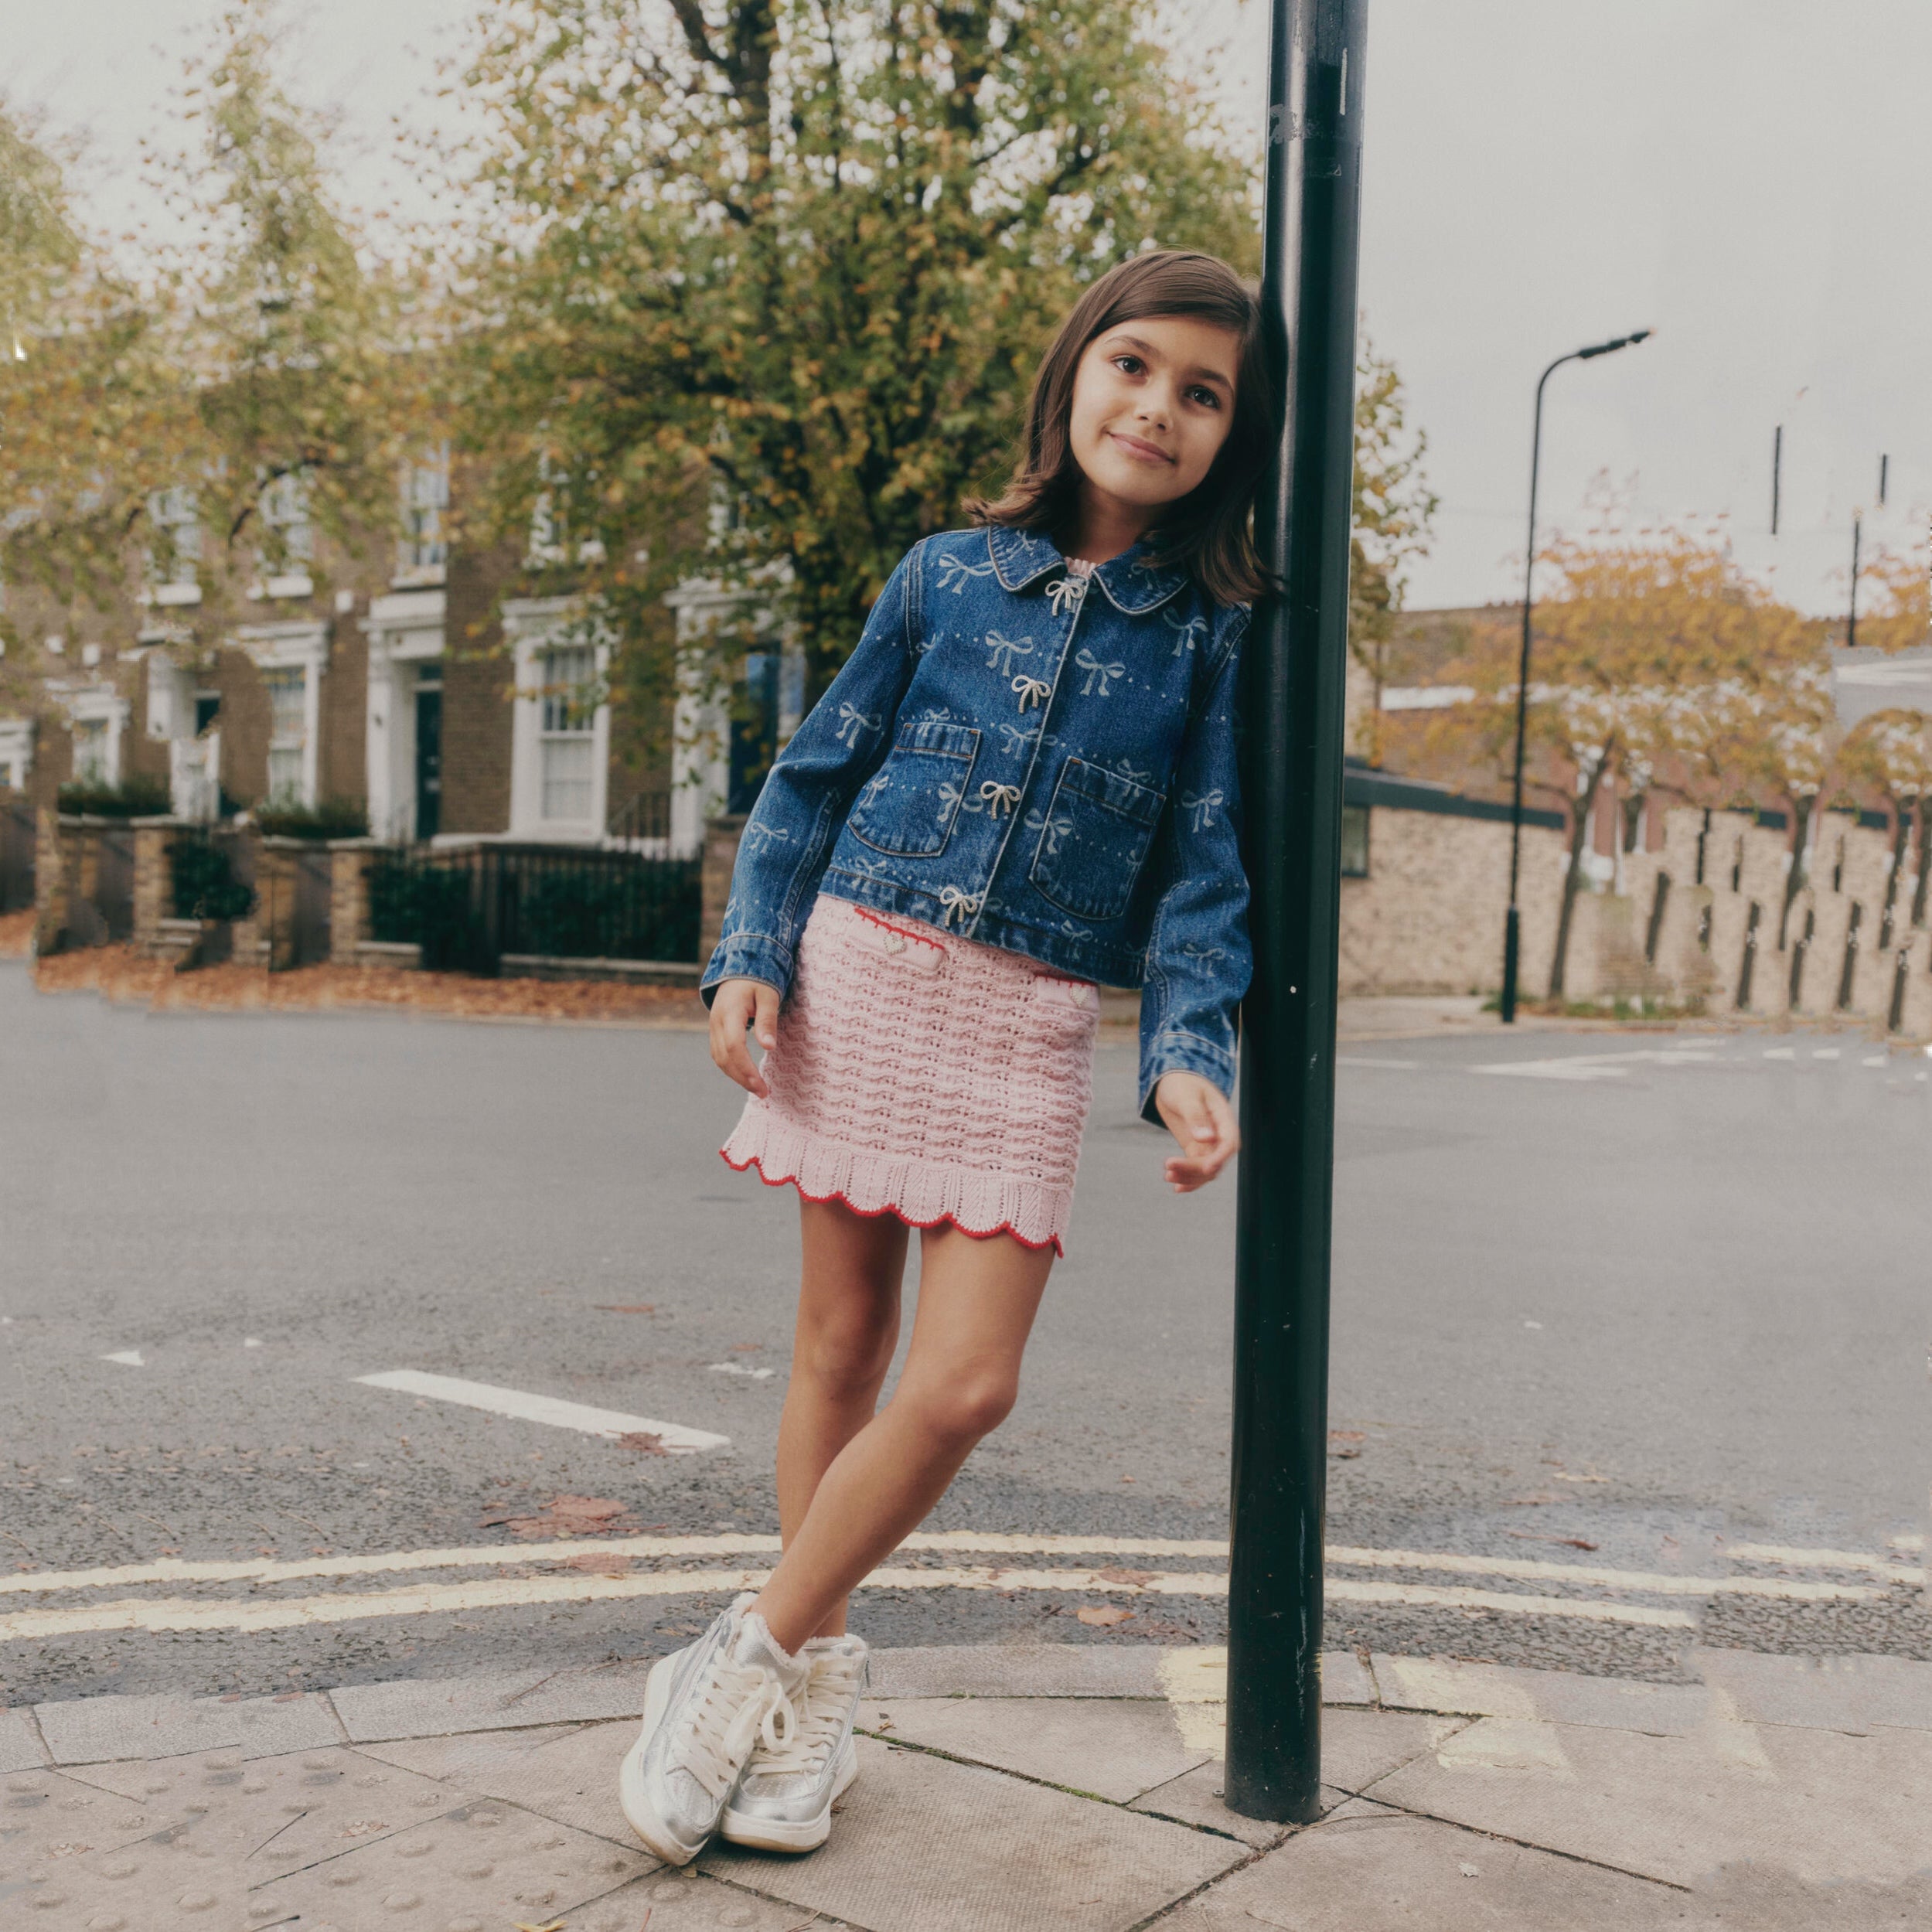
[254,796,370,840]
[171,836,256,921]
[368,858,479,969]
[58,775,172,819]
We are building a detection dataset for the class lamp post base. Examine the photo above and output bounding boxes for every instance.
[1501,905,1521,1025]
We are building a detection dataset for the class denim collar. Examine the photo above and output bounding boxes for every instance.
[983,524,1188,615]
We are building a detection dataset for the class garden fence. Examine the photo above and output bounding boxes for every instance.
[368,842,700,976]
[0,802,32,915]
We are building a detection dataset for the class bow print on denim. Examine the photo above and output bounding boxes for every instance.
[937,886,983,927]
[935,553,997,595]
[979,782,1021,818]
[1025,806,1075,857]
[1076,647,1126,697]
[1164,609,1208,658]
[1045,575,1087,617]
[1011,674,1052,711]
[983,631,1034,676]
[836,702,881,745]
[1182,788,1225,831]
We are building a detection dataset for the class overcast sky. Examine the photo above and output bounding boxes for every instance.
[7,0,1926,618]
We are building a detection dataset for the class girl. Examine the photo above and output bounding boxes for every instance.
[619,250,1273,1865]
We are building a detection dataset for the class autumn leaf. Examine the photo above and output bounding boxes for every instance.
[1076,1605,1135,1627]
[1092,1566,1157,1588]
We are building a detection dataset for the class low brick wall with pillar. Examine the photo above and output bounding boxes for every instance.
[32,809,71,956]
[699,813,746,973]
[229,830,278,969]
[327,839,382,966]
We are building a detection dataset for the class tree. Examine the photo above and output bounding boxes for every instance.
[0,4,427,634]
[1392,509,1819,997]
[1348,332,1437,762]
[451,0,1259,712]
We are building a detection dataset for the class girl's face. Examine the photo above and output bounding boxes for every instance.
[1065,315,1243,526]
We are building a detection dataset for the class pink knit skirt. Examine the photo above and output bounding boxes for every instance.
[721,895,1099,1254]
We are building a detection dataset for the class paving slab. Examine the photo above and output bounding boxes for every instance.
[366,1717,646,1847]
[700,1733,1241,1931]
[1125,1760,1331,1847]
[32,1686,342,1764]
[329,1659,653,1741]
[860,1694,1211,1802]
[0,1767,215,1927]
[1157,1800,1696,1931]
[865,1643,1368,1702]
[1693,1644,1932,1733]
[1372,1712,1932,1887]
[60,1742,468,1875]
[1372,1654,1711,1733]
[246,1795,652,1927]
[0,1704,46,1774]
[574,1866,847,1929]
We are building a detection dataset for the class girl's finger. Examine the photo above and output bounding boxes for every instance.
[754,985,781,1049]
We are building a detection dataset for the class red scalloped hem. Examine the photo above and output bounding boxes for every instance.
[721,1147,1065,1257]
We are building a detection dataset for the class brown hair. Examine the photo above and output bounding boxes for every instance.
[968,250,1276,608]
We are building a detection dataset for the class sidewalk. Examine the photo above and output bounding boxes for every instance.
[5,1644,1927,1930]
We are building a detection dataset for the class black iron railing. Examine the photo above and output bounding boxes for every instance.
[0,802,33,915]
[368,842,700,976]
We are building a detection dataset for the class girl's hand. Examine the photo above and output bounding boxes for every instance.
[710,977,782,1096]
[1154,1072,1239,1192]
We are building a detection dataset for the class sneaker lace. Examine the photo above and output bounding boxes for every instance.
[747,1652,862,1778]
[676,1657,797,1801]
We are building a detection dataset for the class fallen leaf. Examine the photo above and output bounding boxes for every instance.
[1506,1532,1599,1551]
[1076,1605,1136,1627]
[615,1432,669,1455]
[1504,1494,1560,1506]
[1093,1566,1157,1587]
[593,1303,656,1314]
[513,1920,567,1930]
[564,1552,632,1576]
[1458,1861,1481,1877]
[730,1341,762,1351]
[1552,1471,1610,1484]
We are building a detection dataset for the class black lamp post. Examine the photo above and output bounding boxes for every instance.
[1225,0,1365,1824]
[1498,329,1651,1025]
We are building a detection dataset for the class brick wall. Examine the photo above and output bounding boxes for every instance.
[322,615,366,804]
[441,540,519,834]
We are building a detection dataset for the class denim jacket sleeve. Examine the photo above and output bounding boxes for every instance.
[700,543,923,1006]
[1136,621,1252,1123]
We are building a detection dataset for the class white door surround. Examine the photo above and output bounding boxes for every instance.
[363,590,447,843]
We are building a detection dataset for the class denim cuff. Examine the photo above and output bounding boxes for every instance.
[1139,1030,1238,1126]
[699,932,794,1008]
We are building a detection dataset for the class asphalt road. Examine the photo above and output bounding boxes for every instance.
[2,959,1926,1707]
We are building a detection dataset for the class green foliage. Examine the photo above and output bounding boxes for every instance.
[1350,334,1438,759]
[455,0,1259,704]
[170,833,257,920]
[57,775,173,819]
[516,865,700,963]
[254,796,370,840]
[368,858,477,969]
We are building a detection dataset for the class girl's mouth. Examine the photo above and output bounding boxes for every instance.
[1106,430,1175,465]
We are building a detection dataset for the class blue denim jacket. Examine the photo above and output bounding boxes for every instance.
[702,523,1252,1119]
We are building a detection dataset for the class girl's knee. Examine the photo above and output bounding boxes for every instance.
[796,1305,898,1399]
[896,1372,1017,1446]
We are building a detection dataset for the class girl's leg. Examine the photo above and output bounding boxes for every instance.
[751,1222,1055,1654]
[776,1198,909,1638]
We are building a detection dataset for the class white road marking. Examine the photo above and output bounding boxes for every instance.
[100,1350,144,1368]
[1811,1048,1839,1061]
[1763,1047,1795,1060]
[1474,1057,1630,1081]
[1864,1055,1888,1066]
[0,1565,1710,1644]
[244,1337,263,1349]
[1337,1056,1420,1069]
[352,1371,729,1452]
[1729,1541,1926,1576]
[708,1361,776,1380]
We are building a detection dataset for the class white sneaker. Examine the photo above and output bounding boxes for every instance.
[617,1594,808,1866]
[720,1633,867,1852]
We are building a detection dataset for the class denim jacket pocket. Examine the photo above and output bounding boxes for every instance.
[847,718,982,858]
[1029,756,1167,922]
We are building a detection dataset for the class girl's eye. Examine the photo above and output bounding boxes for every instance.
[1187,387,1222,410]
[1112,354,1143,376]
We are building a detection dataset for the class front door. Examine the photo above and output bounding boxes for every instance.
[414,678,442,841]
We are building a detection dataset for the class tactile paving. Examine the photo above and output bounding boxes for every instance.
[247,1796,651,1926]
[567,1867,855,1930]
[0,1767,233,1928]
[63,1743,466,1876]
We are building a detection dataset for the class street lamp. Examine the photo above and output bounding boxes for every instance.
[1498,329,1652,1024]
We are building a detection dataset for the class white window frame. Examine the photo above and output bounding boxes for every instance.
[0,717,34,792]
[396,447,450,588]
[235,621,328,809]
[362,589,447,841]
[55,685,132,792]
[145,486,203,608]
[506,598,610,843]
